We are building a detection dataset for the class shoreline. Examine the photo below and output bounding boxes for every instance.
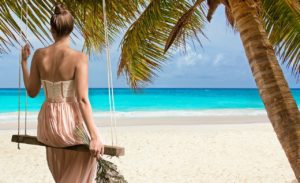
[0,108,267,115]
[0,114,270,130]
[0,109,270,130]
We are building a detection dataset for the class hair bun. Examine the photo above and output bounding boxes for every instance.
[54,4,67,15]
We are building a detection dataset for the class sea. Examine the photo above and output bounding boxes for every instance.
[0,88,299,120]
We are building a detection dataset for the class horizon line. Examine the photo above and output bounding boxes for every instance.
[1,87,300,89]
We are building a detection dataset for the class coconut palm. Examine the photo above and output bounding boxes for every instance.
[1,0,300,181]
[117,0,300,180]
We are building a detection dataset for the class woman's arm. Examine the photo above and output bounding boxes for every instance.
[75,53,104,158]
[21,43,41,97]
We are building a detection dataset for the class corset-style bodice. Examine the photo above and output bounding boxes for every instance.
[38,78,86,147]
[41,79,76,101]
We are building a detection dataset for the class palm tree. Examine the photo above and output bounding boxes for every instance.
[1,0,300,180]
[118,0,300,180]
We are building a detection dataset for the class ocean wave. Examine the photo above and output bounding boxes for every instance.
[0,109,267,122]
[94,109,267,117]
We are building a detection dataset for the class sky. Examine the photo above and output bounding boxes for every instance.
[0,6,299,89]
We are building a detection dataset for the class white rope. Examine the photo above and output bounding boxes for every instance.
[102,0,118,146]
[17,0,24,150]
[102,0,113,146]
[17,0,29,148]
[24,0,28,135]
[107,42,118,146]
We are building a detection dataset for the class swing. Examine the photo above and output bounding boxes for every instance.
[11,0,125,157]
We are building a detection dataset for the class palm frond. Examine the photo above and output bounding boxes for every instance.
[206,0,220,22]
[0,0,146,54]
[60,0,146,54]
[118,0,207,88]
[260,0,300,78]
[224,5,237,31]
[2,0,54,49]
[164,0,205,53]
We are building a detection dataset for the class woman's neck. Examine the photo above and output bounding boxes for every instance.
[53,36,70,47]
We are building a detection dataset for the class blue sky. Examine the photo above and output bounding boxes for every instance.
[0,6,299,88]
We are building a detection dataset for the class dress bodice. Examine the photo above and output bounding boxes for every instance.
[41,79,76,101]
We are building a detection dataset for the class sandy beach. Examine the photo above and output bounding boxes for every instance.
[0,115,297,183]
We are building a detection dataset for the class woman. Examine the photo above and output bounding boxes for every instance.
[21,4,104,183]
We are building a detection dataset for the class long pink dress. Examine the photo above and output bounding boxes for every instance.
[37,79,97,183]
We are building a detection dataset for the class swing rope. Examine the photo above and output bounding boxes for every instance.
[102,0,118,146]
[17,0,24,150]
[17,0,31,149]
[24,0,29,136]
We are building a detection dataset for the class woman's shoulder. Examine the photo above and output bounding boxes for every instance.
[34,45,53,54]
[71,49,86,56]
[32,47,47,58]
[70,49,88,62]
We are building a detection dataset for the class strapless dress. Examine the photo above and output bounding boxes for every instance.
[37,79,97,183]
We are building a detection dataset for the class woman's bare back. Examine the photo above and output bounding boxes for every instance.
[37,44,82,82]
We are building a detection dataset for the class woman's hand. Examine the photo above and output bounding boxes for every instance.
[21,43,30,64]
[89,135,105,160]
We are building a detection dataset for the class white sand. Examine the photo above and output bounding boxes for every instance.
[0,116,297,183]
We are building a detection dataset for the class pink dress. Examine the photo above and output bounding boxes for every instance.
[37,79,97,183]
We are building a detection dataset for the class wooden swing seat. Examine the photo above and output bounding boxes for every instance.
[11,134,125,157]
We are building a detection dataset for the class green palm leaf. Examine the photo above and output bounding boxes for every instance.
[0,0,145,54]
[260,0,300,77]
[118,0,207,88]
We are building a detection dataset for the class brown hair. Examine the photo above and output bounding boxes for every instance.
[50,4,74,37]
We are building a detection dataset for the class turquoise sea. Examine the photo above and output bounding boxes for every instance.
[0,88,299,113]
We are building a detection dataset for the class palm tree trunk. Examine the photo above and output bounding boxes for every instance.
[228,0,300,181]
